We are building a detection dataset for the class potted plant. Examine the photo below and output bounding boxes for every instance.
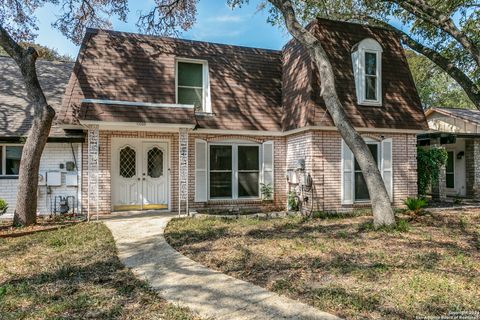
[0,199,8,215]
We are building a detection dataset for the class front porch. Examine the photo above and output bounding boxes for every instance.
[83,127,190,219]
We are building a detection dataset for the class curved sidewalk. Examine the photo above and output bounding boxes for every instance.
[103,213,341,320]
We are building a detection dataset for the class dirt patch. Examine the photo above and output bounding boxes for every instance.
[165,209,480,320]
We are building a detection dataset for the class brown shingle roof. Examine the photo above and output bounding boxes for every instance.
[425,107,480,126]
[60,29,283,131]
[282,18,428,131]
[0,57,80,138]
[82,103,196,125]
[60,19,428,132]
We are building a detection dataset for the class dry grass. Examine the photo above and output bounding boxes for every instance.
[0,222,200,320]
[165,209,480,320]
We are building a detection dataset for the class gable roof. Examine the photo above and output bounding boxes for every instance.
[0,56,81,139]
[282,18,428,131]
[59,29,283,131]
[425,107,480,126]
[60,19,428,133]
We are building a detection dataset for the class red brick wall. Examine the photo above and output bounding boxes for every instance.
[286,130,418,212]
[82,131,286,214]
[82,129,417,215]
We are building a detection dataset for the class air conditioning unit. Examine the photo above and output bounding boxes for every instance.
[46,171,62,186]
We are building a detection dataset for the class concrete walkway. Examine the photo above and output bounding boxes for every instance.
[103,213,341,320]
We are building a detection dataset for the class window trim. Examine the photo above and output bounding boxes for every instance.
[175,58,212,113]
[207,141,261,200]
[352,38,383,106]
[353,140,380,202]
[0,144,23,177]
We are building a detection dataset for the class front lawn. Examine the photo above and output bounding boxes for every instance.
[165,210,480,320]
[0,222,199,320]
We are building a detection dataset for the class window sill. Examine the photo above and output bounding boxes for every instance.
[358,101,382,107]
[207,198,262,204]
[195,111,215,117]
[0,176,19,180]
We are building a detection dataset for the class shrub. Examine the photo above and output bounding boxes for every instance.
[404,197,428,215]
[260,183,273,201]
[0,199,8,215]
[287,191,299,211]
[417,147,448,195]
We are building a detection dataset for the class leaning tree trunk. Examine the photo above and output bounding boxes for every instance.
[0,26,55,226]
[269,0,395,226]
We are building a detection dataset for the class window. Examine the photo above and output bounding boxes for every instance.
[446,151,454,188]
[0,145,23,176]
[354,143,379,201]
[342,138,392,204]
[210,145,233,198]
[238,146,260,197]
[209,143,260,199]
[176,59,211,113]
[351,38,382,105]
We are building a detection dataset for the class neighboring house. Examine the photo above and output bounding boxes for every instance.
[0,56,83,217]
[2,18,428,217]
[419,107,480,199]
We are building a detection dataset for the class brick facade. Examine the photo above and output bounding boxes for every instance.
[465,138,480,198]
[81,129,418,215]
[285,130,418,212]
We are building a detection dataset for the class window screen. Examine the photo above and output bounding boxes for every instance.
[210,145,232,198]
[177,62,203,110]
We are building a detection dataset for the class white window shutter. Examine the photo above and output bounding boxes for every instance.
[195,139,207,202]
[342,140,354,204]
[381,138,393,201]
[262,141,274,198]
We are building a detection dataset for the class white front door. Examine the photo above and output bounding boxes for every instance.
[142,142,168,210]
[112,139,169,211]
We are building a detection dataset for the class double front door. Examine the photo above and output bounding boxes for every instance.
[112,139,169,211]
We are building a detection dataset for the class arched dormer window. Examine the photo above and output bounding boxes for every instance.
[351,38,383,106]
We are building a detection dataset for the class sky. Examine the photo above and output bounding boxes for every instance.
[34,0,289,59]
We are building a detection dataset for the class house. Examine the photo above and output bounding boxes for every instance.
[419,107,480,199]
[0,56,83,217]
[2,18,428,217]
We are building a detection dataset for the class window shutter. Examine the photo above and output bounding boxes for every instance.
[262,141,274,198]
[381,138,393,201]
[195,139,207,202]
[342,140,354,204]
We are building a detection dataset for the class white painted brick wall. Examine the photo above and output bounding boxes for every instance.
[0,143,82,218]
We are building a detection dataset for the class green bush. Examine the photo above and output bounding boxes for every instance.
[0,199,8,215]
[404,197,428,215]
[260,183,273,200]
[417,147,448,195]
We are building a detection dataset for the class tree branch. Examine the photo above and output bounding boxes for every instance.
[388,0,480,67]
[362,17,480,109]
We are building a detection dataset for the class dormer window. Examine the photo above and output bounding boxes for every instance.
[176,58,211,113]
[352,38,382,106]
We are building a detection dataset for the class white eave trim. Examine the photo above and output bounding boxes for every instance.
[71,121,424,135]
[81,98,195,109]
[79,120,195,132]
[194,126,427,136]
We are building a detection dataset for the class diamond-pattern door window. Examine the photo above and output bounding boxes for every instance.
[120,146,136,178]
[148,147,163,178]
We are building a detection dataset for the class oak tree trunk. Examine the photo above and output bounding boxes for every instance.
[270,0,395,227]
[0,26,54,226]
